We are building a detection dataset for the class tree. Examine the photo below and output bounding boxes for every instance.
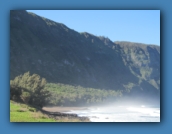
[10,72,51,108]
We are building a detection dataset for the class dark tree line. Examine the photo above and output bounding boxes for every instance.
[10,72,123,107]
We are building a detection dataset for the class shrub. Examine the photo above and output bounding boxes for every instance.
[10,72,51,108]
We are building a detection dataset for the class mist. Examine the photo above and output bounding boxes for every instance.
[61,96,160,122]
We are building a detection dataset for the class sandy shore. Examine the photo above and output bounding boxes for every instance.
[42,106,88,113]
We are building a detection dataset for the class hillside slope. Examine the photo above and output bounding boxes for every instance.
[10,10,160,98]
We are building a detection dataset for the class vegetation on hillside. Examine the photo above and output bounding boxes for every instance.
[10,10,160,104]
[45,83,122,106]
[114,41,160,90]
[10,72,123,107]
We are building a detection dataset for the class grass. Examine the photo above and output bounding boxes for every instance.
[10,100,90,122]
[10,101,56,122]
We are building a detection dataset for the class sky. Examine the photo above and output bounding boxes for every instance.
[27,10,160,46]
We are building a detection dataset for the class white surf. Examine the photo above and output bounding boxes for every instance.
[63,105,160,122]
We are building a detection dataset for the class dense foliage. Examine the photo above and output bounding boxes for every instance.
[45,83,122,106]
[10,72,51,108]
[10,71,159,107]
[10,72,123,107]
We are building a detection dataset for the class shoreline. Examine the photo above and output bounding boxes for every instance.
[41,106,90,122]
[42,106,88,112]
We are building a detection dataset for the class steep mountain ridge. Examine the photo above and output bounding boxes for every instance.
[10,10,160,98]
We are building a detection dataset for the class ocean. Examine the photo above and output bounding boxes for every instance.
[63,105,160,122]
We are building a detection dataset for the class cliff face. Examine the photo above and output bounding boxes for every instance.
[10,10,160,98]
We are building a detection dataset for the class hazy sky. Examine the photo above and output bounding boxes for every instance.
[27,10,160,46]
